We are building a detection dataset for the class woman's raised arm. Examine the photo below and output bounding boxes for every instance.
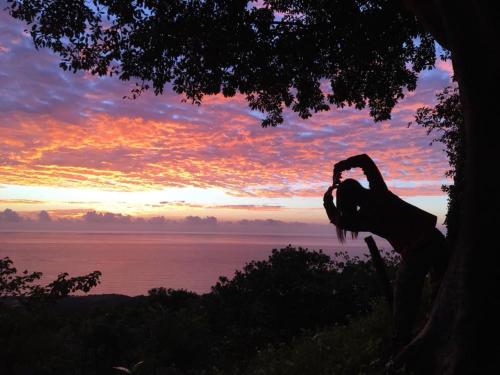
[334,154,388,192]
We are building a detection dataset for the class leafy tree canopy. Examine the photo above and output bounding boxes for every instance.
[413,86,464,243]
[7,0,436,125]
[414,86,462,183]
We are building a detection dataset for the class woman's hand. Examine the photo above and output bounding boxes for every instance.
[333,159,351,177]
[333,159,351,185]
[323,186,337,224]
[323,185,335,210]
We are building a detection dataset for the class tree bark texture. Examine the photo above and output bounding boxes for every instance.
[399,1,500,373]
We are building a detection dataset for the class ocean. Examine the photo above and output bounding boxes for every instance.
[0,231,377,295]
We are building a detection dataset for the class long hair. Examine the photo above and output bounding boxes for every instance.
[335,179,362,243]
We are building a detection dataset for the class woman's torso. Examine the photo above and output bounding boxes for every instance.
[359,189,438,255]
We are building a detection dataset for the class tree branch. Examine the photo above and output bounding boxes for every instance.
[402,0,450,50]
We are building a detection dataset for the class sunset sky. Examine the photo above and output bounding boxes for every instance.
[0,7,453,226]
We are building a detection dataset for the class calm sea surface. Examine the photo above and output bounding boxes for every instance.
[0,231,371,295]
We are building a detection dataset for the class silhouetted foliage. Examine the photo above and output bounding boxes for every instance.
[238,301,393,375]
[0,256,101,301]
[205,246,398,367]
[6,0,436,126]
[0,256,101,373]
[0,246,400,374]
[413,86,464,245]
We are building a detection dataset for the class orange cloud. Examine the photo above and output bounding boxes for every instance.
[0,108,450,198]
[0,199,46,204]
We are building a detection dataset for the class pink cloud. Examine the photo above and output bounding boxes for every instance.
[436,59,454,76]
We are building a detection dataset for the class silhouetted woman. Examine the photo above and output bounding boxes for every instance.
[323,154,449,350]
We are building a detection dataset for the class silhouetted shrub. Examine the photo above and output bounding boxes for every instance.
[234,301,392,375]
[0,256,101,301]
[200,246,398,370]
[0,246,399,374]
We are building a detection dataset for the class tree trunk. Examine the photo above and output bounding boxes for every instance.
[397,2,500,373]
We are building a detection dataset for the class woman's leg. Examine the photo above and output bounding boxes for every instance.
[428,228,450,302]
[393,245,434,349]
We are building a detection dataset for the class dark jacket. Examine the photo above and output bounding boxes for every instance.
[332,154,437,256]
